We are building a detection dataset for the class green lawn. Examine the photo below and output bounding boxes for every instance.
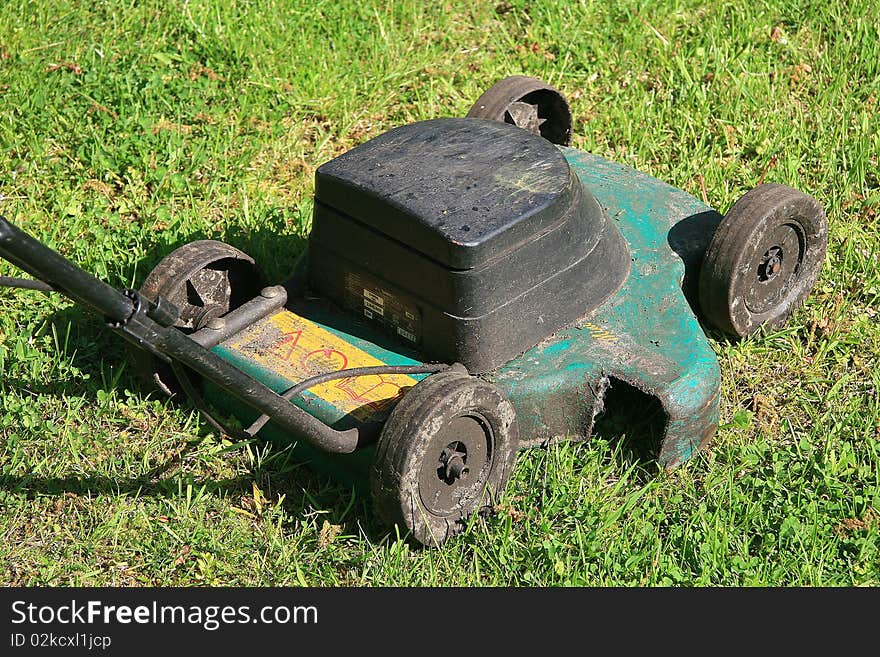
[0,0,877,586]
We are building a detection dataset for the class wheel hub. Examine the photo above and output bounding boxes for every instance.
[746,222,805,315]
[182,267,233,329]
[438,442,470,484]
[758,246,784,282]
[417,414,493,516]
[505,101,546,133]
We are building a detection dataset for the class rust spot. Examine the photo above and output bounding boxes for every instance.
[189,64,222,81]
[88,102,118,119]
[45,61,82,74]
[698,421,716,449]
[834,509,877,536]
[151,118,193,135]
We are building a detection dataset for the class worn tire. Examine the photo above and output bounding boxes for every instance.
[370,369,518,547]
[467,75,573,146]
[131,240,266,395]
[698,183,827,338]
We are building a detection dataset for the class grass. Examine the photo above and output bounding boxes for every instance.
[0,0,878,586]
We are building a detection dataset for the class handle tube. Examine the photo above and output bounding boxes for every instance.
[0,216,365,454]
[0,216,134,322]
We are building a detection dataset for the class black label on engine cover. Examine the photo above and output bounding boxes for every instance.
[344,273,421,345]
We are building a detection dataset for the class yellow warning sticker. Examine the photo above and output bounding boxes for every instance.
[582,322,618,343]
[226,310,417,421]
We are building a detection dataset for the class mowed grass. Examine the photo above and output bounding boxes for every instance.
[0,0,878,586]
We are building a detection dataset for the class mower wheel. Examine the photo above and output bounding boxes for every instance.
[698,183,827,338]
[467,75,573,146]
[132,240,266,394]
[370,368,518,547]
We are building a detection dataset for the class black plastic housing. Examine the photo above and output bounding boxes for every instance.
[307,118,629,373]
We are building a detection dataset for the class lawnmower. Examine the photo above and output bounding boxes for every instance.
[0,76,828,546]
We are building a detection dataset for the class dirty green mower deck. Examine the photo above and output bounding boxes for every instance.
[207,149,722,474]
[0,75,827,547]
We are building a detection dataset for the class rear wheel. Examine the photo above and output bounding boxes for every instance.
[467,75,573,146]
[698,183,827,338]
[132,240,266,394]
[370,369,518,547]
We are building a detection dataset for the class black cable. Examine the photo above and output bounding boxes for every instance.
[170,359,453,441]
[279,363,450,401]
[0,276,53,292]
[244,363,451,436]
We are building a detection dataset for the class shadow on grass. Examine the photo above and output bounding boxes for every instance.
[139,211,308,285]
[0,446,381,542]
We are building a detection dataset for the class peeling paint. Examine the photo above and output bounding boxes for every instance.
[488,150,723,468]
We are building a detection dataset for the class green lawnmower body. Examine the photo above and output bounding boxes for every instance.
[207,146,723,480]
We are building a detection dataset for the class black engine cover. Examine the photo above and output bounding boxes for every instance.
[307,118,629,373]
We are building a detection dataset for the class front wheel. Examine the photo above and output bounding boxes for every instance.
[698,183,828,338]
[370,368,518,547]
